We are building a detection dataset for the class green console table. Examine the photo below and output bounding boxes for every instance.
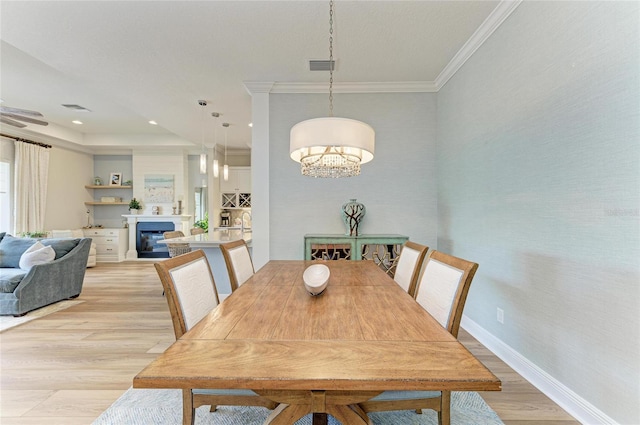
[304,234,408,277]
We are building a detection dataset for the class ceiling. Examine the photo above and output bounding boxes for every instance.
[0,1,502,153]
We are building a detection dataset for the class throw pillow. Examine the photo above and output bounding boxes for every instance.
[19,241,56,271]
[0,235,37,268]
[41,239,80,259]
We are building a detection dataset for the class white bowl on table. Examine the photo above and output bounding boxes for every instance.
[303,264,330,296]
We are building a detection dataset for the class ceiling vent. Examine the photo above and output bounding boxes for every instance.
[309,60,335,71]
[62,104,91,112]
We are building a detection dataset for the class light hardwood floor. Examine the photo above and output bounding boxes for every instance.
[0,262,580,425]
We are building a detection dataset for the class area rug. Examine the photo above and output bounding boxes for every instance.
[93,387,503,424]
[0,300,84,332]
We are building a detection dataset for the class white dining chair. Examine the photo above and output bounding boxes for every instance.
[220,239,254,293]
[358,250,479,425]
[154,250,277,425]
[393,241,429,297]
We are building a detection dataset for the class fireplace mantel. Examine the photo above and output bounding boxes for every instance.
[123,214,191,260]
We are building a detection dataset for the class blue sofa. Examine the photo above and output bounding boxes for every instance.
[0,232,91,316]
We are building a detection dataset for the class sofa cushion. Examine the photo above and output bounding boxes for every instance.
[0,235,36,268]
[0,232,5,243]
[41,239,80,260]
[0,269,28,293]
[19,241,56,271]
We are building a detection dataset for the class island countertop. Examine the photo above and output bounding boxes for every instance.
[157,230,251,248]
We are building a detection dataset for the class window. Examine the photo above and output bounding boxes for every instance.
[0,161,12,233]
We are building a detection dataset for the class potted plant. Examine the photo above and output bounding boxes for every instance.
[129,198,141,214]
[194,212,209,232]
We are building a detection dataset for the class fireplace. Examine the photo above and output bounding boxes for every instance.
[136,221,174,258]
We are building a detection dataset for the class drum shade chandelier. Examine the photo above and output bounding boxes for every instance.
[289,0,374,178]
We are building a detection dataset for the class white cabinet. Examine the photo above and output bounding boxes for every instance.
[220,167,251,209]
[83,228,128,262]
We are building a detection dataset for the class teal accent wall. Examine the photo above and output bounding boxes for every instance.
[436,2,639,423]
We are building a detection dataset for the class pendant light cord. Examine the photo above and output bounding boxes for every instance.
[201,105,205,152]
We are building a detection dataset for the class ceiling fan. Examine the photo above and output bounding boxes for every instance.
[0,105,49,128]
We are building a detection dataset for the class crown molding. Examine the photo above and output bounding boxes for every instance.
[271,81,438,94]
[244,82,275,94]
[0,126,95,155]
[248,0,522,96]
[435,0,523,90]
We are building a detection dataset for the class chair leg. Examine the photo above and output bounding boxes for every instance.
[439,390,451,425]
[182,389,195,425]
[210,405,217,412]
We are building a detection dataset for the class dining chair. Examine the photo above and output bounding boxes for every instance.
[393,241,429,297]
[190,227,205,235]
[154,250,278,425]
[163,230,191,258]
[219,239,254,293]
[358,250,479,425]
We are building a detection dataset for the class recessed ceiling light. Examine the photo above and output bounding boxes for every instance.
[72,120,83,125]
[149,120,158,125]
[248,123,253,127]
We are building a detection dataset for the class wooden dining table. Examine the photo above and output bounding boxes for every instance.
[134,260,501,424]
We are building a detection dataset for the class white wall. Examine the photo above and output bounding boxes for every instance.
[132,149,189,217]
[269,92,437,260]
[44,147,95,230]
[437,2,639,423]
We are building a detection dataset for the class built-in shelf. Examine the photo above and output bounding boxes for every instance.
[85,185,132,189]
[84,201,128,206]
[85,184,132,206]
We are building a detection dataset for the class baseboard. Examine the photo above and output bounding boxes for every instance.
[461,315,617,425]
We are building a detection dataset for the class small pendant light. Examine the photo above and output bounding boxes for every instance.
[198,100,207,174]
[222,122,229,181]
[212,112,220,178]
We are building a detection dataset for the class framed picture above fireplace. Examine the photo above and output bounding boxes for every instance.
[144,174,174,203]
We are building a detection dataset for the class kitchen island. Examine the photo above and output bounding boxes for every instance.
[158,230,251,297]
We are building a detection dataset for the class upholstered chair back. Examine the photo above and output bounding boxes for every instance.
[393,241,429,297]
[414,250,478,338]
[155,250,220,338]
[220,240,254,293]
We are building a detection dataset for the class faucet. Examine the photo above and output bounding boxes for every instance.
[241,211,252,233]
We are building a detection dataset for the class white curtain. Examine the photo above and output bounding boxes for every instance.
[14,141,50,234]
